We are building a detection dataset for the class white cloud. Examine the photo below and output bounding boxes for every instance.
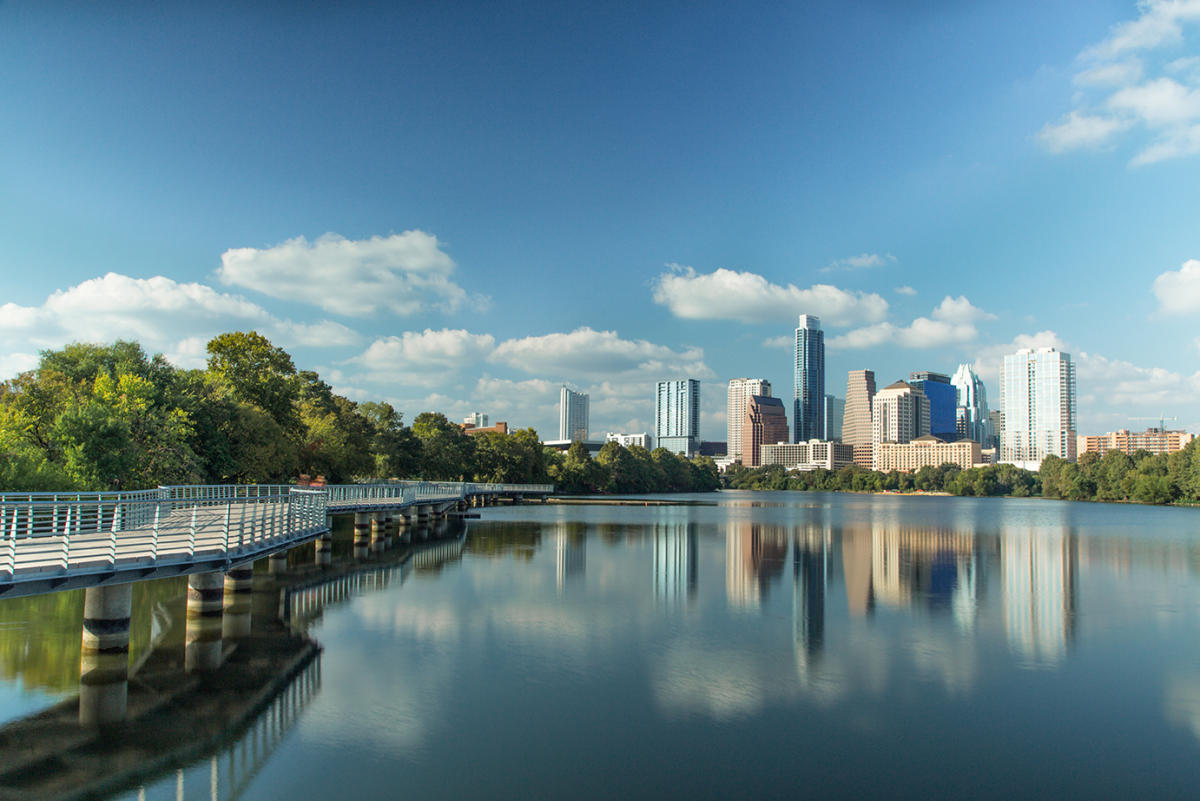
[490,326,713,380]
[355,329,496,370]
[217,231,485,316]
[0,272,357,378]
[1152,258,1200,313]
[1129,122,1200,163]
[894,286,918,296]
[762,335,792,349]
[1038,111,1132,152]
[1108,77,1200,125]
[1075,58,1145,87]
[1083,0,1200,61]
[652,266,888,326]
[829,296,993,349]
[820,252,895,272]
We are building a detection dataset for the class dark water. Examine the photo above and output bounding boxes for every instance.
[3,493,1200,800]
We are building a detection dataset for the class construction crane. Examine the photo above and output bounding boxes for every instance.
[1130,414,1178,432]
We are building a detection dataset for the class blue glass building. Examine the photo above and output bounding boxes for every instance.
[793,315,825,443]
[908,372,957,440]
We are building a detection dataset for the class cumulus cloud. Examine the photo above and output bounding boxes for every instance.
[1043,1,1200,165]
[829,296,993,350]
[894,286,918,296]
[490,326,713,379]
[217,231,486,316]
[345,329,496,388]
[762,335,792,349]
[0,272,357,378]
[820,252,895,273]
[652,266,888,326]
[1152,258,1200,313]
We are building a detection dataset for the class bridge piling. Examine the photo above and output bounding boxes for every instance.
[186,572,225,672]
[353,513,371,559]
[371,513,387,553]
[223,565,254,640]
[79,583,132,726]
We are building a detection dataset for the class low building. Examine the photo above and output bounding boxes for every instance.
[1077,428,1195,457]
[542,439,606,455]
[760,440,854,471]
[462,421,509,436]
[606,432,652,449]
[874,436,981,474]
[699,441,727,457]
[743,395,789,467]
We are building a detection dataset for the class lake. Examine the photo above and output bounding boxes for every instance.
[1,491,1199,800]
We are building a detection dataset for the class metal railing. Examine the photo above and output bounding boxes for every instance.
[0,480,552,594]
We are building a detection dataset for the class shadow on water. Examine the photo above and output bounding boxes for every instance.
[0,518,468,801]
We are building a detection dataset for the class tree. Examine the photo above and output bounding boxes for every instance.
[205,332,300,429]
[360,402,420,478]
[412,412,475,480]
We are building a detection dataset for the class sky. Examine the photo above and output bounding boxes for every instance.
[2,0,1199,442]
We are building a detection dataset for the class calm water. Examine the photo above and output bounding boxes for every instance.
[3,492,1200,799]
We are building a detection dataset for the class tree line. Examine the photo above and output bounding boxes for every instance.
[0,333,719,494]
[723,440,1200,505]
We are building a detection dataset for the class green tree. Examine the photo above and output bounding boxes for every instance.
[412,412,476,480]
[206,331,300,429]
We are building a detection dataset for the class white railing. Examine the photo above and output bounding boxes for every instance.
[0,480,552,592]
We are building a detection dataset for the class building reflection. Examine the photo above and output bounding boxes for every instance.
[654,522,697,609]
[725,523,788,609]
[793,526,828,671]
[555,524,586,592]
[1001,529,1077,666]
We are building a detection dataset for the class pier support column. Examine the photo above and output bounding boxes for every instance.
[315,528,333,567]
[186,571,224,672]
[223,565,254,641]
[354,512,371,559]
[79,583,132,726]
[371,512,388,553]
[269,547,289,576]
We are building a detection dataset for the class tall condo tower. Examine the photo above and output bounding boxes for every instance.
[1000,348,1076,468]
[842,370,877,468]
[793,315,825,443]
[728,378,771,463]
[558,386,589,442]
[823,395,844,441]
[951,363,993,446]
[871,380,930,471]
[656,379,700,456]
[908,372,957,440]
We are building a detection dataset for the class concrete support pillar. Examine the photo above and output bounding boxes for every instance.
[80,583,132,726]
[354,512,371,559]
[222,565,254,641]
[371,512,388,553]
[186,571,224,672]
[315,529,333,567]
[268,548,289,576]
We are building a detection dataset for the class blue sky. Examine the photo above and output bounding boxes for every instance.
[2,1,1199,440]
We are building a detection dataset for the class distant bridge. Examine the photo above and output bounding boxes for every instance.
[0,481,552,599]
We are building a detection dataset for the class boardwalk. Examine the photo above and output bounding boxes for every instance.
[0,481,551,599]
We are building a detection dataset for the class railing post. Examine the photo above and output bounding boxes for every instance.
[223,503,232,553]
[188,505,198,558]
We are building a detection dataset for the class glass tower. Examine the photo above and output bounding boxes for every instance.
[655,379,700,456]
[793,315,825,443]
[999,348,1076,467]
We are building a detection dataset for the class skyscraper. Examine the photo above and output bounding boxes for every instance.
[793,314,825,443]
[656,379,700,456]
[823,394,844,441]
[842,369,876,468]
[728,378,771,463]
[558,386,589,442]
[742,395,789,467]
[908,371,957,440]
[951,363,992,446]
[871,380,930,470]
[1000,347,1076,468]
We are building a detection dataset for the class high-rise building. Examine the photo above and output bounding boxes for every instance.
[842,369,877,468]
[951,363,993,446]
[823,394,844,441]
[742,395,789,467]
[871,380,930,471]
[1000,348,1077,468]
[793,315,825,443]
[656,379,700,456]
[558,386,589,442]
[728,378,771,463]
[989,410,1004,451]
[909,372,957,440]
[463,412,489,428]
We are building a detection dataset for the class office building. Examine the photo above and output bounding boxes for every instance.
[1077,428,1195,457]
[761,440,854,471]
[874,436,982,473]
[462,421,509,436]
[558,386,589,442]
[872,380,930,471]
[989,410,1004,451]
[1000,348,1077,469]
[728,378,771,463]
[606,432,652,449]
[823,394,844,441]
[699,441,727,457]
[842,369,877,468]
[656,379,700,456]
[909,372,957,440]
[951,363,993,446]
[742,395,789,467]
[463,412,489,428]
[793,314,825,443]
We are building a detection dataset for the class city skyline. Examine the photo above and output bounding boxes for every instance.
[1,3,1199,442]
